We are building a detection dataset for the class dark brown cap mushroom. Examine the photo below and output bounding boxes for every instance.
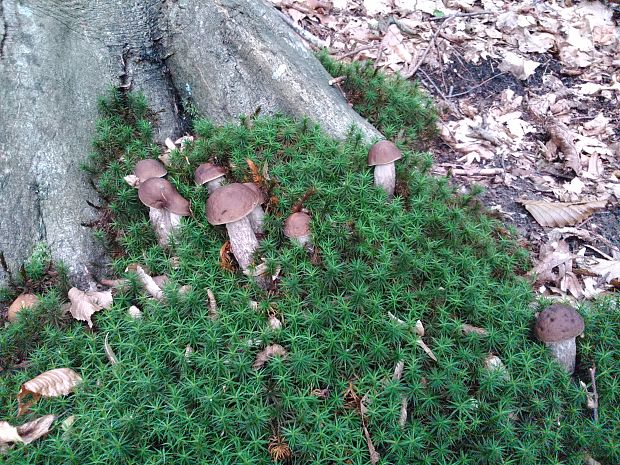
[195,163,226,185]
[134,159,167,182]
[206,183,260,225]
[367,140,402,166]
[535,304,584,342]
[138,178,191,216]
[284,212,311,238]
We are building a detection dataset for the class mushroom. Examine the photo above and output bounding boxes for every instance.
[367,140,402,199]
[284,212,312,250]
[138,178,191,247]
[8,294,39,323]
[195,163,227,193]
[135,159,167,183]
[243,183,266,234]
[206,183,260,272]
[534,303,585,374]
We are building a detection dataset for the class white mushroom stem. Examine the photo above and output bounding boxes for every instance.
[546,339,577,374]
[206,178,224,194]
[291,234,313,253]
[374,163,396,199]
[225,216,259,271]
[149,207,182,247]
[248,206,265,234]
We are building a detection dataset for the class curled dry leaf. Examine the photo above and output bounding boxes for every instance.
[520,199,607,228]
[17,368,82,416]
[67,288,113,328]
[104,333,118,365]
[206,288,218,321]
[135,266,164,301]
[16,415,55,444]
[417,339,438,362]
[0,422,23,445]
[123,174,140,188]
[268,315,282,330]
[484,354,510,381]
[462,324,488,336]
[252,344,287,369]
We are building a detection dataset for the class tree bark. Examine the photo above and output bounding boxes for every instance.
[0,0,379,286]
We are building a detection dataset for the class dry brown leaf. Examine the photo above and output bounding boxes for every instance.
[123,174,140,188]
[590,259,620,283]
[252,344,287,369]
[104,333,118,365]
[462,324,488,336]
[67,288,113,328]
[17,368,82,416]
[128,305,143,319]
[547,122,581,174]
[206,288,218,321]
[417,339,437,362]
[520,200,607,228]
[16,415,55,444]
[0,422,23,445]
[219,241,235,272]
[246,159,263,185]
[135,266,164,301]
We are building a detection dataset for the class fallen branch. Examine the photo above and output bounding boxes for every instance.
[451,167,504,176]
[337,44,376,60]
[429,11,495,21]
[328,75,347,86]
[404,18,452,79]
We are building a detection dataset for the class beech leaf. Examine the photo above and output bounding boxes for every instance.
[16,415,55,444]
[67,287,113,328]
[253,344,287,369]
[590,259,620,283]
[520,200,607,227]
[0,422,23,445]
[17,368,82,416]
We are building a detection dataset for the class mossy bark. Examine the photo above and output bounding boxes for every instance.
[0,0,379,286]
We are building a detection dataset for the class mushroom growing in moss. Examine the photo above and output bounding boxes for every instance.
[135,159,167,183]
[243,183,266,234]
[534,303,585,374]
[284,212,312,250]
[206,183,260,272]
[138,178,191,247]
[195,163,227,193]
[367,140,402,199]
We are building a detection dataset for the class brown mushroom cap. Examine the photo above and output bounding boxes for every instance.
[243,183,266,204]
[8,294,39,323]
[535,304,585,343]
[206,183,260,225]
[284,212,311,238]
[134,159,167,182]
[368,140,403,166]
[195,163,226,185]
[138,178,191,216]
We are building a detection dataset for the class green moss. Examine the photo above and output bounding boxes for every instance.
[0,91,618,464]
[317,51,438,146]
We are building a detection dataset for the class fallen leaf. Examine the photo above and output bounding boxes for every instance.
[520,200,607,228]
[123,174,140,188]
[547,122,581,174]
[134,266,164,301]
[461,324,488,336]
[417,339,437,362]
[206,288,218,321]
[246,159,263,185]
[128,305,143,319]
[0,422,23,445]
[16,415,55,444]
[8,294,39,323]
[253,344,287,369]
[104,333,118,365]
[590,259,620,283]
[219,241,235,272]
[484,354,510,380]
[67,288,113,328]
[498,52,540,80]
[17,368,82,416]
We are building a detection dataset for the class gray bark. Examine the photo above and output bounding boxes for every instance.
[0,0,380,286]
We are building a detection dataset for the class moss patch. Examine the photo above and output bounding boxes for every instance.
[0,90,618,464]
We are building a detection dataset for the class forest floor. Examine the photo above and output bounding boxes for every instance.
[270,0,620,303]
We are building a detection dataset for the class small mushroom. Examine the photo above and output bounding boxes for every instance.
[138,178,191,247]
[206,183,260,272]
[8,294,39,323]
[284,212,312,250]
[134,159,167,184]
[367,140,402,199]
[195,163,227,193]
[534,303,585,374]
[243,183,266,234]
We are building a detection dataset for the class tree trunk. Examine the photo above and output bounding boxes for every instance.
[0,0,379,286]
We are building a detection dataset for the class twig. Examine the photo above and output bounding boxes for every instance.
[590,365,599,423]
[275,9,329,49]
[404,18,452,79]
[337,44,376,60]
[429,11,495,21]
[328,76,347,86]
[418,70,448,99]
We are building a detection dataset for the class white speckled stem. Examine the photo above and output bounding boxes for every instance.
[206,178,224,194]
[546,338,577,374]
[149,207,182,247]
[374,163,396,199]
[248,206,265,234]
[226,216,259,271]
